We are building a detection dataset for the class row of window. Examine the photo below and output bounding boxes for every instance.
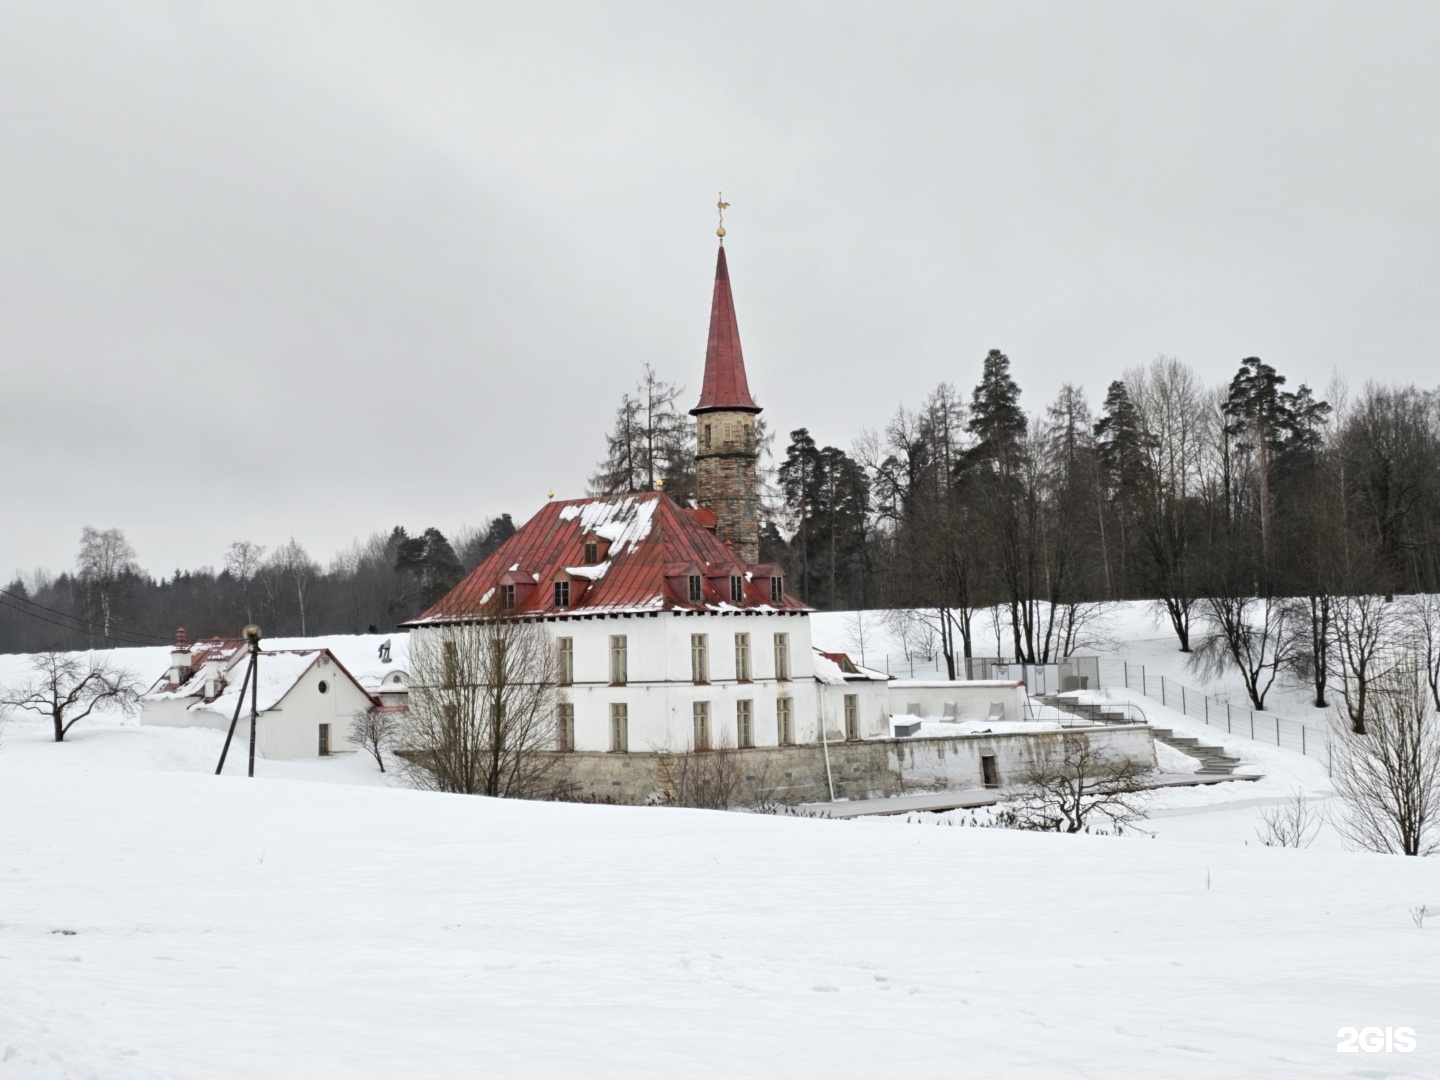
[555,633,790,686]
[553,693,860,752]
[501,574,782,610]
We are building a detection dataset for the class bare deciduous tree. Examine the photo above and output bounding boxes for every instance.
[349,707,397,772]
[224,541,267,625]
[656,734,746,810]
[1330,592,1398,735]
[1000,733,1153,833]
[77,526,137,642]
[1190,594,1300,710]
[398,618,562,797]
[1329,663,1440,857]
[1255,789,1321,848]
[1403,594,1440,711]
[267,539,319,636]
[0,651,142,742]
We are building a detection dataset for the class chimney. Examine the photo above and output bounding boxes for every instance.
[202,656,226,700]
[168,627,192,686]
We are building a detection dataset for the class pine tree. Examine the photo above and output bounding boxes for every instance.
[1093,380,1154,595]
[778,429,822,602]
[963,349,1026,475]
[590,365,695,501]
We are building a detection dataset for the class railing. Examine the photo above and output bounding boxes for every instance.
[1096,658,1330,768]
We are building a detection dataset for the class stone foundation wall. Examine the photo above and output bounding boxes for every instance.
[547,724,1157,806]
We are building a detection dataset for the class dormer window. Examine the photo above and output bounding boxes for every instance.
[553,580,570,608]
[770,576,783,604]
[584,541,599,565]
[730,576,744,603]
[688,575,703,603]
[500,584,516,610]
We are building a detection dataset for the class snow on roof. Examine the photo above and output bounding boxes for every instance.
[407,492,809,623]
[885,717,1062,737]
[887,679,1025,689]
[812,648,889,685]
[812,649,888,684]
[263,634,408,689]
[565,562,610,581]
[144,635,403,704]
[189,651,320,717]
[557,495,658,554]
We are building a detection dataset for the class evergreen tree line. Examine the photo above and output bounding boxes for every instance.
[0,517,516,653]
[766,351,1440,677]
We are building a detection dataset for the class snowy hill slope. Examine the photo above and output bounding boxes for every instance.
[1,713,1439,1077]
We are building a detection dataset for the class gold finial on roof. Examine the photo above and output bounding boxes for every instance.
[716,192,729,240]
[547,488,555,499]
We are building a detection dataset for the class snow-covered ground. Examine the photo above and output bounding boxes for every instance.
[3,627,1440,1076]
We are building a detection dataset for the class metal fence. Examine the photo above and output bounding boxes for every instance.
[1095,657,1330,766]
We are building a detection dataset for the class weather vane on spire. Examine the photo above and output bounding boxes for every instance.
[716,192,730,241]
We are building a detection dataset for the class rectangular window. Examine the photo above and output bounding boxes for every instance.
[499,583,516,610]
[693,700,711,751]
[736,699,753,748]
[553,579,570,608]
[610,703,628,753]
[584,541,599,565]
[442,640,460,687]
[734,633,751,682]
[688,574,703,604]
[730,575,744,603]
[777,697,793,745]
[770,576,783,604]
[690,633,709,683]
[844,694,859,741]
[609,635,627,685]
[703,423,712,449]
[557,703,575,752]
[557,637,573,686]
[318,723,330,756]
[773,633,790,681]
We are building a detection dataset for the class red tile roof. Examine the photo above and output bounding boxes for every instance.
[405,492,806,623]
[691,245,760,415]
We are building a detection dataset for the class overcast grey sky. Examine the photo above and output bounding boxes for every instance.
[3,1,1438,576]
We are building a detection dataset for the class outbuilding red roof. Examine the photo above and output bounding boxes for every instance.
[691,245,761,415]
[405,492,806,623]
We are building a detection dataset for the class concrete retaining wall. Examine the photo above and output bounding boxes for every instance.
[548,723,1157,805]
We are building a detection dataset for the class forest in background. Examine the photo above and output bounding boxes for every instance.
[0,518,515,652]
[8,351,1440,686]
[588,352,1440,690]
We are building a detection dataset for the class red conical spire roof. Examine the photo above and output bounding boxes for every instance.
[692,245,761,415]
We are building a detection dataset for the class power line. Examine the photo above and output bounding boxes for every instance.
[0,600,163,649]
[0,591,169,647]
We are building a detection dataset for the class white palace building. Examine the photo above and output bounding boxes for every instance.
[392,235,1133,802]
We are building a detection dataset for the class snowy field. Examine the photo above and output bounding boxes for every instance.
[3,626,1440,1077]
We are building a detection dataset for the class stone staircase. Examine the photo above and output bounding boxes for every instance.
[1146,727,1244,775]
[1038,695,1244,777]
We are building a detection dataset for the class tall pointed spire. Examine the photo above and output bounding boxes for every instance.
[691,244,761,415]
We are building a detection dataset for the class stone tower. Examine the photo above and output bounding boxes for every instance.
[691,243,762,564]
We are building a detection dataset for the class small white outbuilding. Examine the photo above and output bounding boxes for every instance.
[141,632,387,759]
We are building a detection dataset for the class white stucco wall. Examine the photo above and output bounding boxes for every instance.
[411,609,819,753]
[142,652,374,759]
[813,679,890,741]
[254,658,372,759]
